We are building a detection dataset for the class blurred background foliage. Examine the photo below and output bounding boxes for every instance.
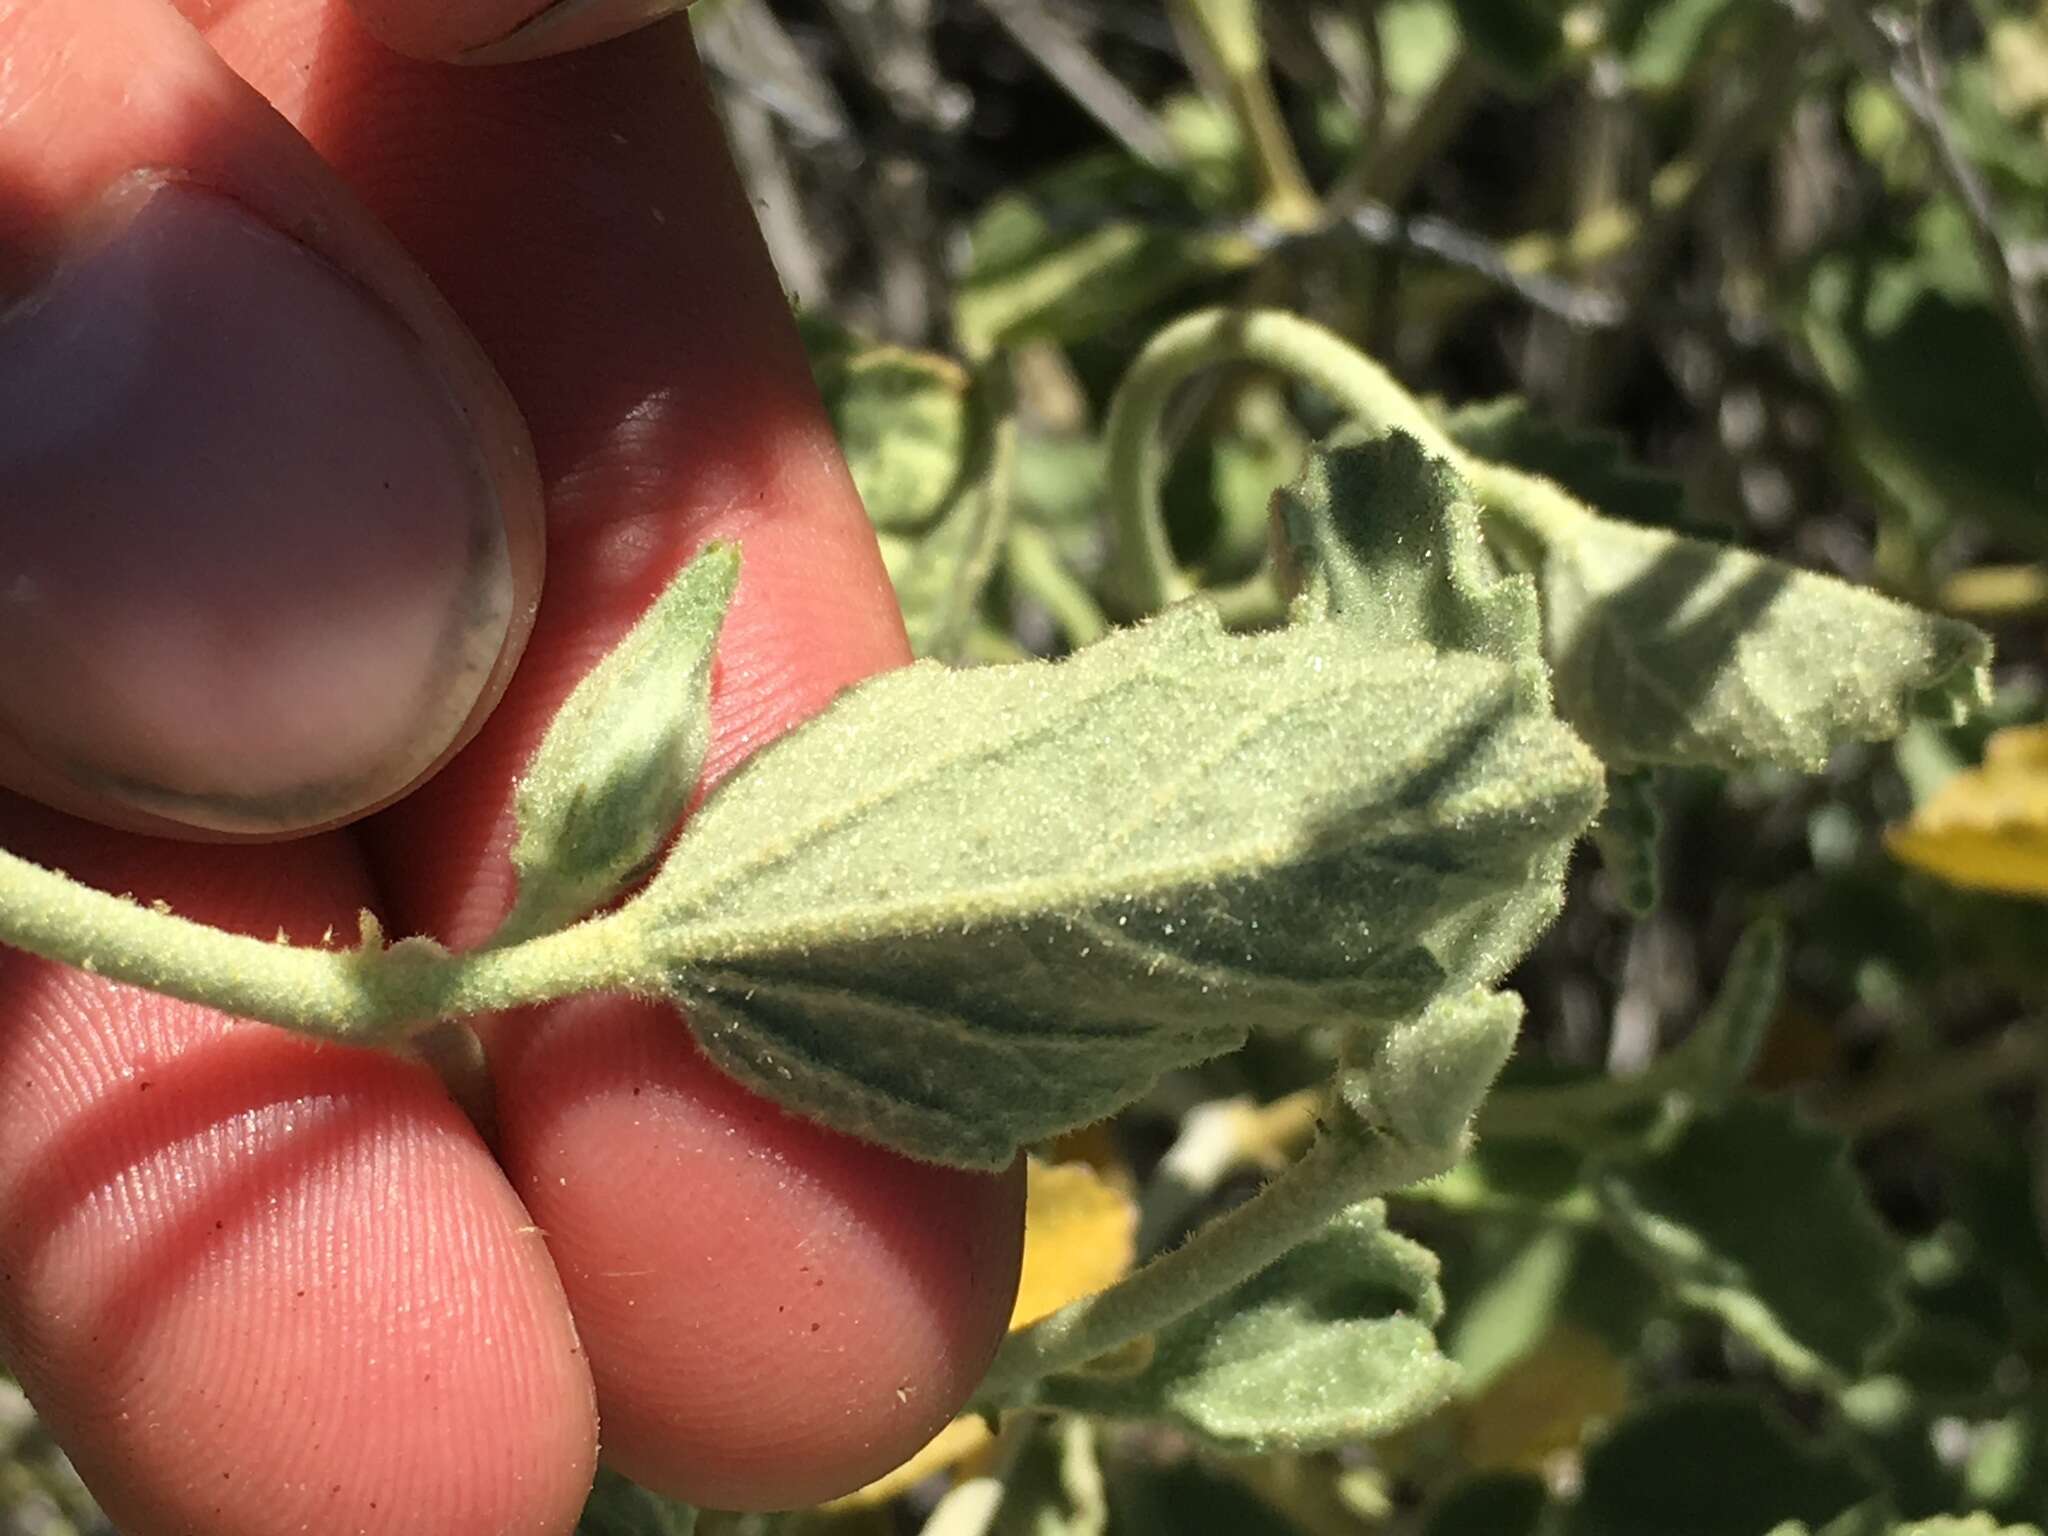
[13,1,2048,1533]
[691,0,2048,1531]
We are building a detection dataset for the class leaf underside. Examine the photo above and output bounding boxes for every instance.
[635,432,1604,1167]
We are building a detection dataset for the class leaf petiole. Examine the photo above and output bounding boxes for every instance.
[0,840,661,1044]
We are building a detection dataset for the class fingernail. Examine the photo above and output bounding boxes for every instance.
[458,0,688,65]
[0,179,513,834]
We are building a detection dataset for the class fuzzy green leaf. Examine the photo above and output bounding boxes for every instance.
[633,434,1602,1166]
[1517,507,1992,774]
[1339,989,1525,1154]
[496,544,738,947]
[1277,434,1538,668]
[1597,1097,1904,1385]
[1039,1199,1457,1450]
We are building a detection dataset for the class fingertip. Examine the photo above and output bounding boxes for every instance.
[0,800,597,1536]
[490,996,1026,1511]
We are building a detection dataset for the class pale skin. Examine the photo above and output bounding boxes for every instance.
[0,1,1026,1530]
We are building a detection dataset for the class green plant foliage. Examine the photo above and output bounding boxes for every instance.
[9,10,2047,1528]
[574,1469,697,1536]
[986,1419,1107,1536]
[1589,768,1663,914]
[882,409,1016,660]
[954,134,1257,358]
[632,434,1602,1166]
[496,543,739,946]
[1338,989,1526,1153]
[1102,1458,1314,1536]
[1441,397,1690,532]
[816,344,974,532]
[1040,1199,1456,1449]
[1606,0,1756,91]
[1276,435,1538,666]
[1802,253,2048,558]
[1569,1391,1880,1536]
[1774,1513,2046,1536]
[811,332,1014,659]
[1509,501,1992,774]
[1597,1098,1905,1385]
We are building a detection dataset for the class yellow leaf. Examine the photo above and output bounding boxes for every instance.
[825,1159,1138,1509]
[1011,1158,1140,1328]
[1888,724,2048,898]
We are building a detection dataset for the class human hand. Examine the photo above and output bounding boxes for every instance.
[0,3,1025,1530]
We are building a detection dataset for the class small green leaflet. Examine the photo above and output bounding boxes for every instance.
[629,433,1603,1167]
[1039,1199,1457,1450]
[1339,989,1526,1155]
[1520,505,1991,775]
[495,544,738,947]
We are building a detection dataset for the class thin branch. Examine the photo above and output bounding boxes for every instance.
[1825,0,2048,431]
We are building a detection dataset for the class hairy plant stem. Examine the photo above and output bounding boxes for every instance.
[1104,306,1595,614]
[972,1124,1440,1409]
[0,841,658,1043]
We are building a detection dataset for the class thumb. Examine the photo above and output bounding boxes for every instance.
[0,0,544,840]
